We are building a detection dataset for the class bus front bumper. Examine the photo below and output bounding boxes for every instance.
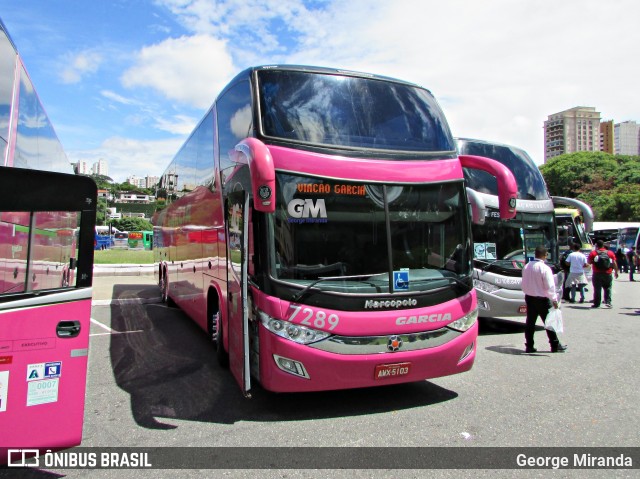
[257,322,478,393]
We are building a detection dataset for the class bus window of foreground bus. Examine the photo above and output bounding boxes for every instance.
[154,65,517,396]
[457,138,561,319]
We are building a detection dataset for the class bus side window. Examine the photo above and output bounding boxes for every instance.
[0,210,80,295]
[0,212,29,294]
[216,80,252,190]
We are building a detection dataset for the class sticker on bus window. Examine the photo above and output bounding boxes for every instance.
[0,371,8,412]
[0,356,12,365]
[27,378,59,406]
[474,242,496,260]
[393,269,409,291]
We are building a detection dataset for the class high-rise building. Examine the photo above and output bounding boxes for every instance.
[92,158,108,176]
[75,160,90,175]
[614,121,640,156]
[543,106,601,162]
[600,120,614,154]
[145,176,159,189]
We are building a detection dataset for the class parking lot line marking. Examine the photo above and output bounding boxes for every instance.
[91,317,114,332]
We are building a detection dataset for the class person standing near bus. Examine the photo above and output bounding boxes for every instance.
[565,242,589,303]
[522,245,567,353]
[588,240,619,308]
[626,247,637,281]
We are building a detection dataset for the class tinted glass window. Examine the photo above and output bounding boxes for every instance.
[14,64,71,174]
[258,70,454,153]
[0,26,16,161]
[268,173,469,294]
[458,139,549,200]
[216,81,252,186]
[0,210,80,294]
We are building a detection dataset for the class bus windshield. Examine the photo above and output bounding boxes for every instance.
[258,69,454,153]
[269,174,470,294]
[557,214,590,249]
[618,227,639,250]
[472,212,557,273]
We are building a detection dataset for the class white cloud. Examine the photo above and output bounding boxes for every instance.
[121,34,234,109]
[63,0,640,185]
[59,50,103,84]
[67,136,184,183]
[153,114,199,135]
[101,90,141,106]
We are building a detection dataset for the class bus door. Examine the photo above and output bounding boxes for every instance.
[0,168,96,464]
[225,191,251,397]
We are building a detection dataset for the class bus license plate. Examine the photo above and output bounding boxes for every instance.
[374,362,411,380]
[518,305,527,314]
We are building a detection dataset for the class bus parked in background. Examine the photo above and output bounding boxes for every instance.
[553,202,594,255]
[0,19,96,465]
[153,65,517,396]
[127,231,153,250]
[142,230,153,250]
[617,224,640,253]
[591,222,640,245]
[457,138,560,318]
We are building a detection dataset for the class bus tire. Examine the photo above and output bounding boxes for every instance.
[160,271,176,307]
[215,314,229,369]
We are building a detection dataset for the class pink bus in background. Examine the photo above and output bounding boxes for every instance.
[154,65,518,396]
[0,19,97,465]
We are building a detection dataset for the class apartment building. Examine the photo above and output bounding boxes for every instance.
[600,120,614,154]
[543,106,601,162]
[614,121,640,156]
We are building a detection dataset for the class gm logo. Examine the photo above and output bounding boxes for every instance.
[287,199,327,223]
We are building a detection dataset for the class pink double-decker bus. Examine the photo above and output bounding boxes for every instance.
[154,65,517,396]
[0,19,96,465]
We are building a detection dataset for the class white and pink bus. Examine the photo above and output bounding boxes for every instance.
[0,19,96,465]
[154,65,517,396]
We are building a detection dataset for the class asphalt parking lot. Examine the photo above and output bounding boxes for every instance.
[5,273,639,478]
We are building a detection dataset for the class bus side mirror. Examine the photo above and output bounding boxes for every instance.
[69,258,78,270]
[459,154,517,220]
[466,187,486,225]
[234,138,276,214]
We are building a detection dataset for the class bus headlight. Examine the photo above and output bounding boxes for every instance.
[473,279,500,293]
[259,312,331,345]
[447,309,478,332]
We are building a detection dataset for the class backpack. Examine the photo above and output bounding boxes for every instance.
[595,249,611,269]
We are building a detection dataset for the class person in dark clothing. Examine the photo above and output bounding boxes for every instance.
[627,247,637,281]
[588,240,619,308]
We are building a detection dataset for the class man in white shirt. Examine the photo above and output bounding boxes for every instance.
[565,242,589,303]
[521,245,568,353]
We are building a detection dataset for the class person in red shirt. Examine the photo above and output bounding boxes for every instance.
[587,240,619,308]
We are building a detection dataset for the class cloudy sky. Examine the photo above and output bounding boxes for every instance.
[1,0,638,183]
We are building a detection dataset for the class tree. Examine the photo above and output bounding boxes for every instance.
[540,152,640,221]
[111,217,153,232]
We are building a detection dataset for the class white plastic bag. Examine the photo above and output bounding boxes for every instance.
[545,308,564,334]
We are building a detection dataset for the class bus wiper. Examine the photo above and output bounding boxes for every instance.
[292,274,381,302]
[474,258,494,271]
[421,275,472,289]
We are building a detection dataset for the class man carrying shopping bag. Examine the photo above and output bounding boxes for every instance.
[522,245,568,353]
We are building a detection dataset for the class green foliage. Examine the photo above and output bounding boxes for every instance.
[540,152,640,221]
[89,174,114,189]
[110,217,153,232]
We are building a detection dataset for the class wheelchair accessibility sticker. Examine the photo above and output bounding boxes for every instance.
[393,270,409,291]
